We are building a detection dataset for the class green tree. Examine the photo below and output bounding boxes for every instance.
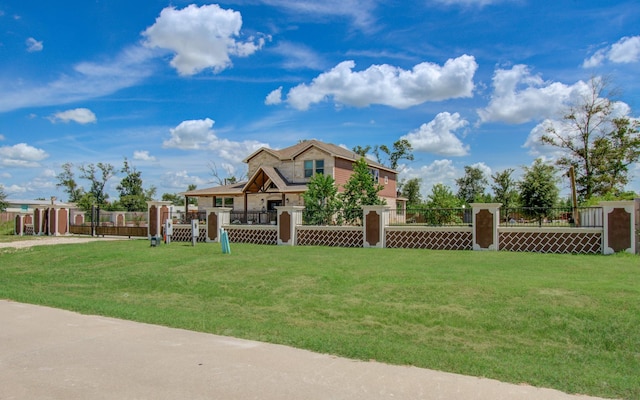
[424,183,463,225]
[56,162,84,203]
[541,76,640,202]
[373,139,414,170]
[456,165,488,205]
[302,173,341,225]
[399,177,422,207]
[79,162,115,208]
[519,159,560,226]
[352,145,372,157]
[0,185,8,212]
[117,158,149,211]
[162,193,184,206]
[491,168,519,211]
[340,157,385,224]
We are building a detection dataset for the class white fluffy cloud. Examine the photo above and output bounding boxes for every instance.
[0,143,49,167]
[284,55,478,110]
[26,37,43,52]
[402,112,469,156]
[477,65,586,124]
[133,150,156,162]
[163,118,267,164]
[583,35,640,68]
[163,170,209,190]
[142,4,265,76]
[401,159,459,198]
[49,108,97,124]
[265,87,283,105]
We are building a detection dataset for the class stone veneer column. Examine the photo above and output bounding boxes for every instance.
[471,203,501,251]
[147,201,172,240]
[277,206,304,245]
[601,201,636,254]
[205,207,231,243]
[362,205,389,248]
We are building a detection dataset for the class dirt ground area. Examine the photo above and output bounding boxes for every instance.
[0,235,128,249]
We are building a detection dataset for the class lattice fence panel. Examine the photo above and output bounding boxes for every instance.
[499,231,602,254]
[24,225,34,236]
[170,227,207,243]
[226,228,277,245]
[386,230,472,250]
[297,228,363,247]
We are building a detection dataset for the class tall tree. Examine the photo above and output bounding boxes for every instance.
[373,139,414,170]
[340,157,385,224]
[519,159,560,226]
[424,183,463,225]
[541,76,640,202]
[491,168,519,210]
[456,165,488,205]
[117,158,147,211]
[302,173,341,225]
[0,185,8,212]
[56,162,84,203]
[400,177,422,207]
[208,161,246,185]
[79,162,115,207]
[352,145,371,157]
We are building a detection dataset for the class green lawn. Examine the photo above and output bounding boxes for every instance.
[1,239,638,399]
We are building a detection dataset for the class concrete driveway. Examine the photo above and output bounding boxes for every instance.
[0,300,608,400]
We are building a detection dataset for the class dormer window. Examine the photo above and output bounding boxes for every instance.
[304,159,324,178]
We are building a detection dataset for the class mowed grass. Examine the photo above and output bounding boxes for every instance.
[1,240,638,399]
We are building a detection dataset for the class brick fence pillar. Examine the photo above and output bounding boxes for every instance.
[471,203,501,251]
[362,205,389,248]
[277,206,304,245]
[147,201,171,240]
[205,207,231,243]
[601,201,637,254]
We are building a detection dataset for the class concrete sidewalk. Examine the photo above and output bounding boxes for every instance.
[0,300,607,400]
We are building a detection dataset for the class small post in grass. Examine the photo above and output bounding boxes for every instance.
[165,220,173,245]
[191,218,199,247]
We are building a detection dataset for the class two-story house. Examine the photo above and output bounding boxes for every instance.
[183,140,400,222]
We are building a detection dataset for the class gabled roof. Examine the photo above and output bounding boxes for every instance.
[244,139,396,173]
[242,166,307,194]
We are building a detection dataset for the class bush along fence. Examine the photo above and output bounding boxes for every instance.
[145,201,638,255]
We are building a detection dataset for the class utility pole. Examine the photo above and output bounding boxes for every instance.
[569,166,579,227]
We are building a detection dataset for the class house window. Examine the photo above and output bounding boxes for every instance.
[369,168,379,182]
[384,175,389,184]
[304,159,324,178]
[215,197,234,207]
[315,159,324,175]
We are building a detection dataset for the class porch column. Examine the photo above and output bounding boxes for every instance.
[205,207,231,243]
[277,206,304,245]
[471,203,501,251]
[362,205,389,248]
[601,201,636,254]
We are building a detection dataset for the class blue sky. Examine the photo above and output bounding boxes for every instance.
[1,0,639,202]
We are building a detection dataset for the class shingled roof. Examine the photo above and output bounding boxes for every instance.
[244,140,395,173]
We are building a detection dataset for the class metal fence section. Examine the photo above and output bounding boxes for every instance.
[500,207,603,228]
[389,207,472,226]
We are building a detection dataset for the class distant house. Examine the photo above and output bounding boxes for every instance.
[183,140,401,220]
